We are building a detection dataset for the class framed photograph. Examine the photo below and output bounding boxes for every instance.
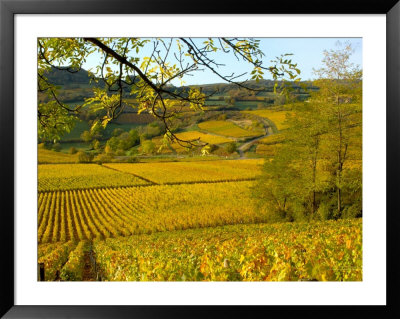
[1,0,399,317]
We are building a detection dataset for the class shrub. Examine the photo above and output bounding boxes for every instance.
[120,156,139,163]
[224,142,237,154]
[77,151,93,163]
[218,114,227,121]
[80,130,92,143]
[95,153,113,164]
[128,129,140,146]
[52,143,62,152]
[342,203,362,219]
[69,147,78,154]
[208,144,218,153]
[112,127,124,137]
[316,202,333,221]
[92,139,101,150]
[141,140,156,155]
[104,144,113,155]
[126,148,138,157]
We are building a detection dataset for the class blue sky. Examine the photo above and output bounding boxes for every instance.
[83,38,362,85]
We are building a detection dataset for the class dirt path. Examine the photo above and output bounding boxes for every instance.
[238,134,269,158]
[82,246,98,281]
[237,118,272,158]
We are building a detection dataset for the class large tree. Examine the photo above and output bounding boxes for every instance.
[254,43,362,221]
[312,43,362,216]
[38,37,301,145]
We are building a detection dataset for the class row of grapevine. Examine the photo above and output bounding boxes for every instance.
[38,181,272,243]
[38,164,149,192]
[38,241,77,281]
[93,219,362,281]
[103,159,263,184]
[59,241,89,281]
[38,148,78,164]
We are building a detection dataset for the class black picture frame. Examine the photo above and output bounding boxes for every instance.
[1,0,399,318]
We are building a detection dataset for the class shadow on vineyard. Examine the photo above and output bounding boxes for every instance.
[82,247,98,281]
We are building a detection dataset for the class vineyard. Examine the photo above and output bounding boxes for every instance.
[94,219,362,281]
[37,158,363,281]
[38,219,362,281]
[242,109,291,131]
[152,131,234,154]
[38,164,149,191]
[255,134,285,156]
[38,148,78,164]
[103,159,263,184]
[36,39,363,284]
[37,136,363,282]
[168,130,234,145]
[256,144,281,157]
[37,181,267,243]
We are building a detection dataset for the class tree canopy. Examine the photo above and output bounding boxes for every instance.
[38,37,301,144]
[253,43,362,222]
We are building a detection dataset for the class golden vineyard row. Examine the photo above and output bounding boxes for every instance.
[38,164,149,192]
[93,219,362,281]
[37,181,270,244]
[38,159,264,191]
[103,159,263,184]
[37,219,362,281]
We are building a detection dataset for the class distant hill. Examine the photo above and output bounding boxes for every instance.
[43,67,97,85]
[43,67,317,93]
[187,79,318,97]
[40,67,318,106]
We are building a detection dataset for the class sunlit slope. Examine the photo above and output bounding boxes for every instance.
[198,120,262,138]
[103,159,263,184]
[38,181,269,243]
[38,164,149,191]
[93,218,362,281]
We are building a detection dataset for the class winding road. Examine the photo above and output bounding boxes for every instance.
[237,117,273,158]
